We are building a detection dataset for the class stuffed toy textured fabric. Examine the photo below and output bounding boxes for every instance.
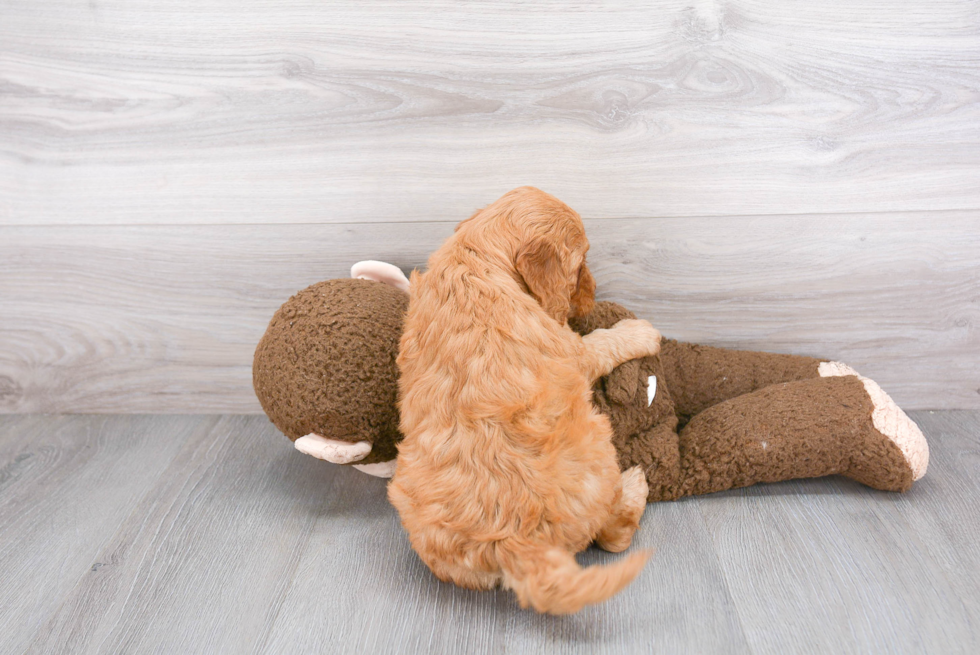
[253,264,928,499]
[569,302,925,501]
[253,277,406,465]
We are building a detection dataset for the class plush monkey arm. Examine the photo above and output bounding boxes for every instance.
[569,302,656,406]
[657,340,826,426]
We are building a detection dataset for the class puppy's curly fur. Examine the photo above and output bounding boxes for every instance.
[389,187,662,614]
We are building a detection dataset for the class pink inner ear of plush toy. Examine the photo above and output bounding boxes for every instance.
[350,260,411,292]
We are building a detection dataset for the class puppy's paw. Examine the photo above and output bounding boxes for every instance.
[621,466,649,518]
[614,319,662,358]
[597,466,649,553]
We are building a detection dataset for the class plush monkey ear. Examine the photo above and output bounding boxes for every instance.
[350,261,411,292]
[516,238,571,324]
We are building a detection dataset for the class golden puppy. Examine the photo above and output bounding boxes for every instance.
[389,187,662,614]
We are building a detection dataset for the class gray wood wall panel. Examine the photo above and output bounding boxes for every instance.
[1,213,977,413]
[2,1,979,412]
[2,1,979,225]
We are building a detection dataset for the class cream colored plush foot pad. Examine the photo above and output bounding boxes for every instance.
[819,362,929,480]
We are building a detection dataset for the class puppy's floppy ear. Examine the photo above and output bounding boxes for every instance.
[516,237,571,324]
[569,263,596,318]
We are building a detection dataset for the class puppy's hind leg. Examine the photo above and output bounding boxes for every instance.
[596,466,649,553]
[428,559,502,591]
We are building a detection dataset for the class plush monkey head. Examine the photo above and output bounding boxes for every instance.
[252,262,411,477]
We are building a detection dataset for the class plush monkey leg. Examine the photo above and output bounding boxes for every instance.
[659,340,826,425]
[674,373,928,497]
[570,303,928,499]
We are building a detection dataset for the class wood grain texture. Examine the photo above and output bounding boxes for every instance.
[697,409,980,655]
[22,415,331,655]
[0,415,198,655]
[2,1,979,225]
[262,471,751,655]
[1,213,977,413]
[2,412,979,654]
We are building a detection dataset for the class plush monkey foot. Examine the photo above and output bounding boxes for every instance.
[818,362,928,484]
[675,368,929,498]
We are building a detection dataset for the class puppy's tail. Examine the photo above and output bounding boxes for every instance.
[499,542,651,615]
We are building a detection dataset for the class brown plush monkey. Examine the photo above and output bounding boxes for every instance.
[252,262,927,500]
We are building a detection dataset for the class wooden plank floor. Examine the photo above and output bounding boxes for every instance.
[1,412,977,654]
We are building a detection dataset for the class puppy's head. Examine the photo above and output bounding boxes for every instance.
[459,187,595,324]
